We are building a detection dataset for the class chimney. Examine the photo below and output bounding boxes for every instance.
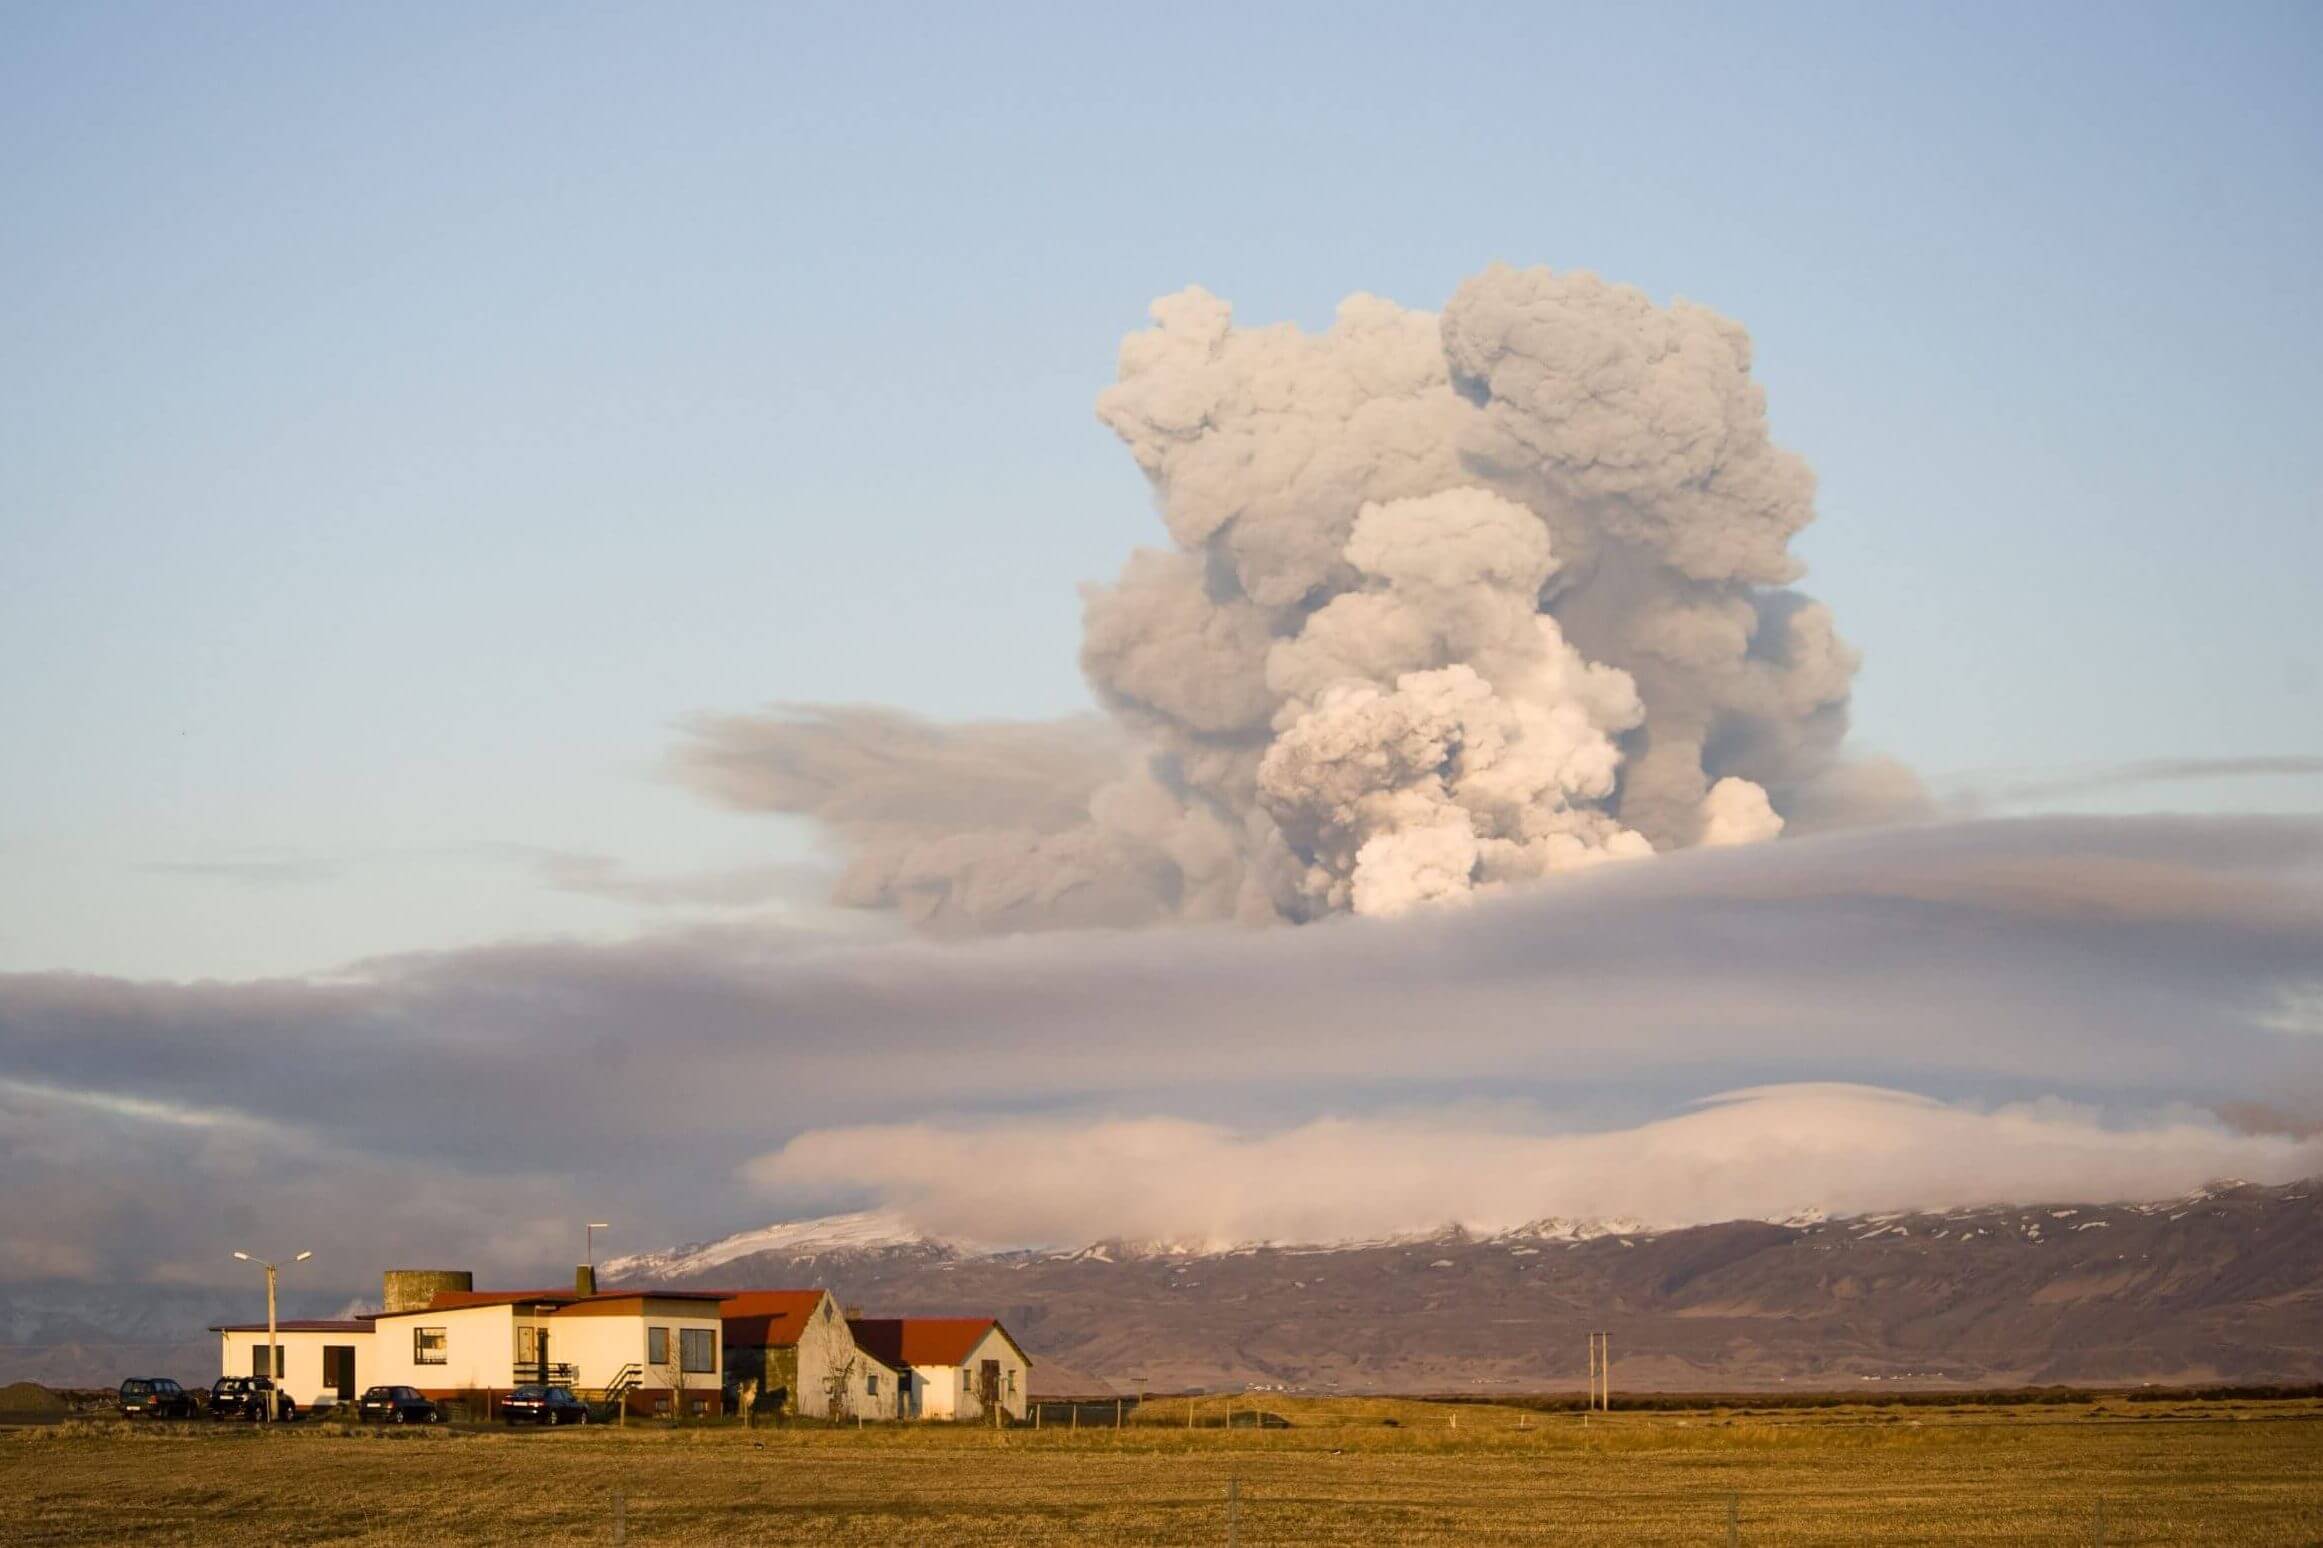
[575,1264,597,1296]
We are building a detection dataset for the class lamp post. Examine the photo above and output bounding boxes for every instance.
[231,1249,313,1422]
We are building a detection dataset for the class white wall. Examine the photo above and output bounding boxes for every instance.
[923,1328,1030,1422]
[850,1354,902,1420]
[368,1305,516,1393]
[911,1362,963,1420]
[215,1329,371,1409]
[566,1299,724,1413]
[790,1294,854,1418]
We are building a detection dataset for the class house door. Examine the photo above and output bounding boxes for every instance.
[977,1360,1001,1414]
[322,1346,356,1402]
[515,1324,549,1384]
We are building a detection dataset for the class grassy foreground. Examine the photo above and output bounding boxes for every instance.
[2,1396,2317,1545]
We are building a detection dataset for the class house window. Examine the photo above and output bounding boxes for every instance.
[647,1326,669,1366]
[250,1345,282,1378]
[866,1372,880,1396]
[413,1327,447,1365]
[680,1328,715,1373]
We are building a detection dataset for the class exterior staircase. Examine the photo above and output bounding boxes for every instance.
[593,1363,642,1419]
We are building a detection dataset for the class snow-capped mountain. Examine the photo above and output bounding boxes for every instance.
[610,1212,1673,1272]
[600,1210,941,1280]
[591,1181,2322,1392]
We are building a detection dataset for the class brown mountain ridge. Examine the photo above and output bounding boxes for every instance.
[628,1180,2323,1393]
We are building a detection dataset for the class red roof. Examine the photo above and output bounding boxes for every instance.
[208,1318,374,1333]
[846,1317,1024,1369]
[365,1286,727,1317]
[719,1290,828,1348]
[426,1288,572,1311]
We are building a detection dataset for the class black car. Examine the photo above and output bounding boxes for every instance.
[356,1385,441,1424]
[118,1377,197,1420]
[209,1376,298,1422]
[500,1384,589,1425]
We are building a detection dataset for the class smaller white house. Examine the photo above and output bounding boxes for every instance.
[845,1318,1031,1421]
[211,1318,376,1410]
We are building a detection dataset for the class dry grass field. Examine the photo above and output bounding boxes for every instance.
[2,1396,2318,1545]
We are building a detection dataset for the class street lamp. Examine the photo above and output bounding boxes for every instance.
[232,1249,313,1422]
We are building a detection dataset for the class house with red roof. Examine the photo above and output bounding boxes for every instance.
[845,1316,1031,1421]
[717,1289,870,1419]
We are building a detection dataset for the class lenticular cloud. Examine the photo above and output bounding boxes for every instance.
[746,1085,2323,1251]
[682,265,1923,931]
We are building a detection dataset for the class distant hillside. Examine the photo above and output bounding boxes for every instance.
[7,1181,2315,1392]
[620,1181,2323,1392]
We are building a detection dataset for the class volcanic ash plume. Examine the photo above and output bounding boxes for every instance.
[682,265,1922,931]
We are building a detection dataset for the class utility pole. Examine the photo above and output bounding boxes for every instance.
[1586,1331,1612,1415]
[232,1249,312,1422]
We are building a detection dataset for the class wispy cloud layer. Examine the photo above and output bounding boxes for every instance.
[2,815,2318,1281]
[747,1084,2322,1249]
[1944,755,2323,812]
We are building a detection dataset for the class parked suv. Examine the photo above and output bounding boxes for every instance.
[500,1384,590,1425]
[118,1377,197,1419]
[356,1385,441,1424]
[208,1376,298,1422]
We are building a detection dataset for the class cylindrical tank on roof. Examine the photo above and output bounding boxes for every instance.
[383,1269,473,1313]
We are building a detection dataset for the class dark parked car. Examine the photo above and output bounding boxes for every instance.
[500,1384,590,1425]
[208,1376,298,1422]
[356,1385,441,1424]
[118,1377,197,1419]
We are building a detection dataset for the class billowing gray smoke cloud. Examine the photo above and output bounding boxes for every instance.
[685,265,1923,929]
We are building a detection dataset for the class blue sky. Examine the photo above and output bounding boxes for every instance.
[4,1,2320,979]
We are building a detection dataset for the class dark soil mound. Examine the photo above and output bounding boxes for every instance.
[0,1381,67,1416]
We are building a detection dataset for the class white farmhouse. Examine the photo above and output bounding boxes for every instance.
[845,1318,1031,1421]
[213,1269,728,1418]
[369,1286,727,1418]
